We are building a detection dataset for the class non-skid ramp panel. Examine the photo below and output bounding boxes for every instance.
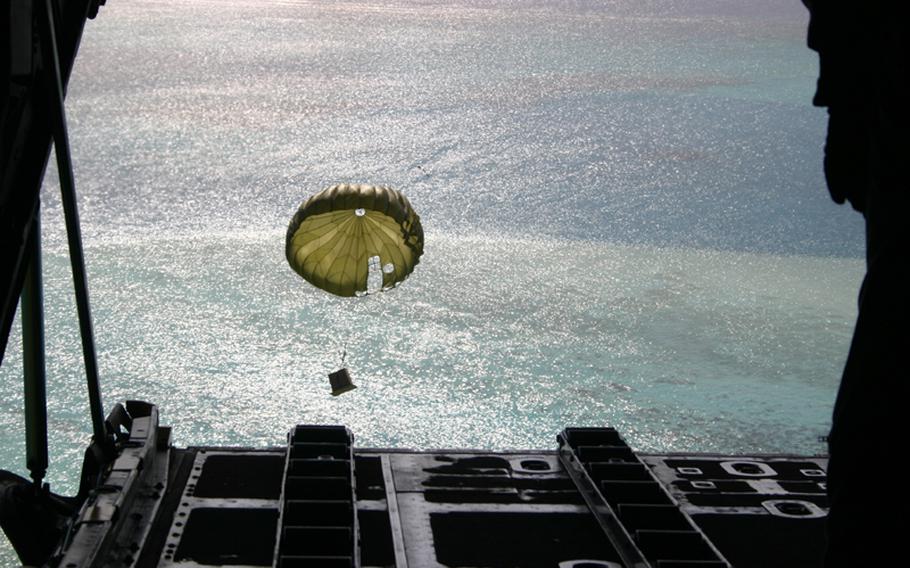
[642,455,829,568]
[382,451,621,567]
[349,454,407,568]
[276,425,360,568]
[558,427,730,568]
[156,450,284,567]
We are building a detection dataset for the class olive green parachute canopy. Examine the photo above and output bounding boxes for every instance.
[286,184,424,297]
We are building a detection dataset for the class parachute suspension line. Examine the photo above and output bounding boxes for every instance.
[340,347,347,369]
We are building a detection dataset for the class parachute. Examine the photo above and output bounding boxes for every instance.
[286,184,424,297]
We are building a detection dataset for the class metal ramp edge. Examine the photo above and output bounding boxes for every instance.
[275,425,360,568]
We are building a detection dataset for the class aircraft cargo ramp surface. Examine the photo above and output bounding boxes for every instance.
[46,404,827,568]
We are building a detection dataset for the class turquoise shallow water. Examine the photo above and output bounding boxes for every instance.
[1,0,864,564]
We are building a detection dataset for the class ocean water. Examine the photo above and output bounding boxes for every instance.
[1,0,864,563]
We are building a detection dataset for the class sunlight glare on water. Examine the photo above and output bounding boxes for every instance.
[1,232,859,461]
[0,0,866,562]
